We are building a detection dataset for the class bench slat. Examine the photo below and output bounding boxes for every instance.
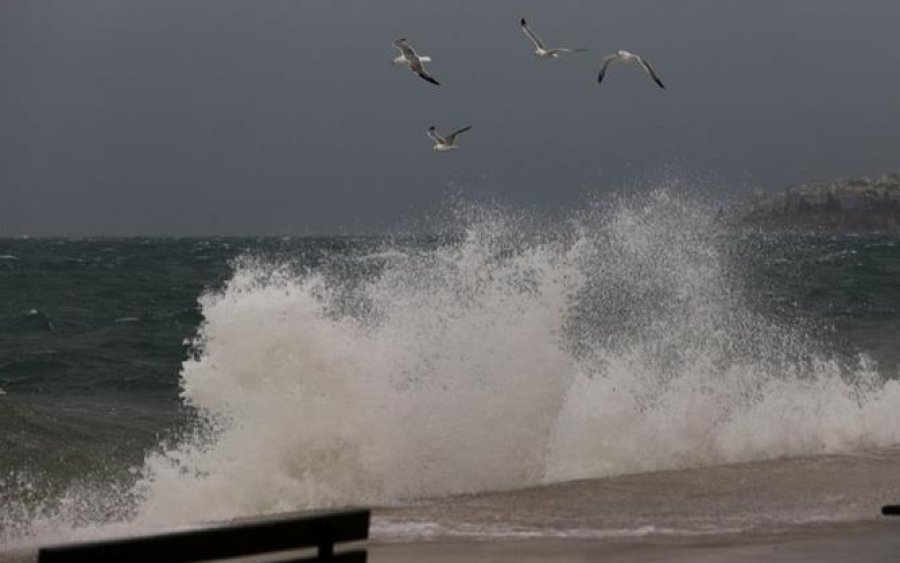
[38,508,369,563]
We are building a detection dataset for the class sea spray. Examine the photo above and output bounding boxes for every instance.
[4,189,900,544]
[134,208,576,524]
[131,189,900,525]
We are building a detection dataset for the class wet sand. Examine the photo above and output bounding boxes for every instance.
[5,452,900,562]
[370,520,900,562]
[4,520,898,562]
[368,451,900,561]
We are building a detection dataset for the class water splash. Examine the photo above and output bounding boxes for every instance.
[131,189,900,525]
[4,189,900,544]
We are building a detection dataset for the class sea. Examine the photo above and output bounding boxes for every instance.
[2,190,900,557]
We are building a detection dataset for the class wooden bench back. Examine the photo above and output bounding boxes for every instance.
[38,508,369,563]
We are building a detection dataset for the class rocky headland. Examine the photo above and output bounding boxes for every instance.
[739,172,900,232]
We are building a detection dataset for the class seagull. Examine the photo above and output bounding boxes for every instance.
[597,50,665,89]
[393,38,440,86]
[520,17,587,58]
[427,125,472,152]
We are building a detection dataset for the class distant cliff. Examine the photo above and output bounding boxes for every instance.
[740,173,900,232]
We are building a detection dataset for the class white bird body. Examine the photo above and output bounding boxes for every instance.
[520,17,587,59]
[428,125,471,152]
[392,54,431,65]
[598,50,665,89]
[616,50,639,63]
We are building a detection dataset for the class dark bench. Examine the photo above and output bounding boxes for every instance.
[38,507,370,563]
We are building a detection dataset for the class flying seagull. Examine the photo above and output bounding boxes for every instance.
[427,125,472,152]
[597,50,665,89]
[393,38,440,86]
[520,17,587,58]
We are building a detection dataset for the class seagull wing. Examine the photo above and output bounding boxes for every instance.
[393,38,417,61]
[597,53,618,84]
[427,126,447,144]
[395,39,441,85]
[416,66,441,85]
[445,126,472,144]
[520,18,546,50]
[549,47,588,55]
[638,56,665,89]
[410,59,440,85]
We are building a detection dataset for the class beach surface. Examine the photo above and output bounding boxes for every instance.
[5,521,898,562]
[367,450,900,562]
[5,451,900,562]
[370,521,900,562]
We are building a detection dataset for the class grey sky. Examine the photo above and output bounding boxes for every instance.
[2,0,899,236]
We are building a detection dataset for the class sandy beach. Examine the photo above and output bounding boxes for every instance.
[6,451,900,562]
[4,520,898,563]
[370,520,900,562]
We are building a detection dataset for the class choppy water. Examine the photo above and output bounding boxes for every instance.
[1,190,899,548]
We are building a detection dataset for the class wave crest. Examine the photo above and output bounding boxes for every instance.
[130,190,900,525]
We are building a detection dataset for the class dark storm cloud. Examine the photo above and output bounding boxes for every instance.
[2,0,899,235]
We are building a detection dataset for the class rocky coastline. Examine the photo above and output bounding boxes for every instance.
[739,172,900,232]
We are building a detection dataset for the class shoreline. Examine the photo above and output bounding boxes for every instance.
[4,519,898,563]
[369,519,900,562]
[7,449,900,562]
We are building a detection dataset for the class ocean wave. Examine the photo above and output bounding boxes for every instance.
[0,358,72,379]
[4,190,898,545]
[0,309,57,334]
[128,189,900,526]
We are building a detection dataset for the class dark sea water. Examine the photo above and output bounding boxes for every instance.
[1,194,899,549]
[0,236,375,501]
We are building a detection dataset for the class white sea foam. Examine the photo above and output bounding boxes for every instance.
[371,518,697,541]
[125,189,900,527]
[5,189,900,546]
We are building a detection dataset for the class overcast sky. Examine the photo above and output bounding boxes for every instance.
[2,0,899,236]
